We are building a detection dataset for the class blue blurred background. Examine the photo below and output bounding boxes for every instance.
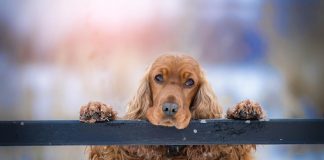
[0,0,323,159]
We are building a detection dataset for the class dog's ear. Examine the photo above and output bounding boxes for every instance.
[191,72,223,119]
[125,66,152,119]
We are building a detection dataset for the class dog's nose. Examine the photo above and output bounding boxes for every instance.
[162,102,178,116]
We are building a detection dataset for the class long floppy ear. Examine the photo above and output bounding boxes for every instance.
[124,66,152,119]
[191,72,223,119]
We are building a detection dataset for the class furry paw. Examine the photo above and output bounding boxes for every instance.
[80,101,117,123]
[226,99,265,120]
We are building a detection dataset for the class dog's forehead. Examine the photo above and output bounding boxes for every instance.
[152,55,200,70]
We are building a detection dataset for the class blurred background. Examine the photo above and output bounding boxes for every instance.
[0,0,323,159]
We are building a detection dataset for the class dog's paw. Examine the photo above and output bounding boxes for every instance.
[226,99,265,120]
[80,101,117,123]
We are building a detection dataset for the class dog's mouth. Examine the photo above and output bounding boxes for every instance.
[146,107,191,129]
[147,114,185,129]
[158,118,176,126]
[157,118,189,129]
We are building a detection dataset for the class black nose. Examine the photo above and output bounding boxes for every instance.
[162,102,178,116]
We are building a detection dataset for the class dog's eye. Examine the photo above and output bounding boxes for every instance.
[154,74,163,83]
[184,79,195,87]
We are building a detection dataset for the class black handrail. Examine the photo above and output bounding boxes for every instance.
[0,119,323,146]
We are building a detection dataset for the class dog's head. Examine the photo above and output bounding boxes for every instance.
[126,55,222,129]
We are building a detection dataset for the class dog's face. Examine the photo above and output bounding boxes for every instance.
[145,55,202,129]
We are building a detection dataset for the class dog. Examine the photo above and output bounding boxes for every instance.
[80,54,265,160]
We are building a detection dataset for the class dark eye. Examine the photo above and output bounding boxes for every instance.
[184,79,195,87]
[154,74,163,83]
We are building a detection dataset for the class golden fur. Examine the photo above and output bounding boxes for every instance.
[80,55,264,160]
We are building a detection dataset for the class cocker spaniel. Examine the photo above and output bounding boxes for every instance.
[80,54,265,160]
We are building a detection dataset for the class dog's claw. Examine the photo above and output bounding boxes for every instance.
[79,101,117,123]
[239,110,247,118]
[226,99,266,120]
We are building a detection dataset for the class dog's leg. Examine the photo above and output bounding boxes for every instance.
[80,102,122,160]
[226,99,265,120]
[225,99,266,160]
[80,101,117,123]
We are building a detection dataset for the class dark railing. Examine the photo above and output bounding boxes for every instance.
[1,119,324,146]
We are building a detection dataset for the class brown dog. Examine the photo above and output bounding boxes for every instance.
[80,54,265,160]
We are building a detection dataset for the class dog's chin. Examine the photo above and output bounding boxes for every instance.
[147,116,189,129]
[157,120,188,129]
[159,119,176,127]
[156,118,190,129]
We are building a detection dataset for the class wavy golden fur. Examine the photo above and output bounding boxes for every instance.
[82,55,261,160]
